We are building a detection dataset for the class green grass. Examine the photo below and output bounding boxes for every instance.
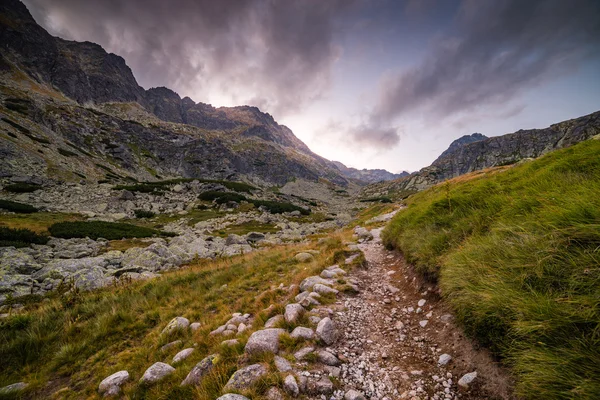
[134,209,155,219]
[0,212,83,234]
[215,221,281,237]
[359,196,393,203]
[251,200,310,215]
[0,236,347,399]
[198,191,247,204]
[2,183,42,193]
[0,226,49,248]
[48,221,174,240]
[0,199,38,213]
[382,139,600,399]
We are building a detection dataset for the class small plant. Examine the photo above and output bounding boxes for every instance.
[0,199,38,213]
[134,209,155,218]
[0,226,49,247]
[3,183,42,193]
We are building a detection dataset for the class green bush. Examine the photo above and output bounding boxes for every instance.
[134,209,155,218]
[360,197,393,203]
[0,199,38,213]
[251,199,310,215]
[0,226,49,247]
[3,183,42,193]
[48,221,171,240]
[198,191,247,204]
[382,139,600,399]
[114,178,256,194]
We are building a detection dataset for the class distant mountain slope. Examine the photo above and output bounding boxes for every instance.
[0,0,347,186]
[332,161,409,184]
[433,133,487,163]
[362,111,600,197]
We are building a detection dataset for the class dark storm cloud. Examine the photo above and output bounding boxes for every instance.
[24,0,349,116]
[372,0,600,122]
[319,120,400,150]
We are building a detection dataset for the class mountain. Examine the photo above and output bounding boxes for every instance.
[0,0,347,187]
[332,161,409,184]
[362,111,600,197]
[433,133,488,163]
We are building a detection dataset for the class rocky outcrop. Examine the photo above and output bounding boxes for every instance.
[0,1,348,187]
[377,111,600,193]
[332,161,409,184]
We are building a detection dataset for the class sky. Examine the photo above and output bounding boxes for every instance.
[23,0,600,173]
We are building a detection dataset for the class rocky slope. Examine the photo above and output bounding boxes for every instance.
[332,161,409,184]
[0,0,347,187]
[364,111,600,196]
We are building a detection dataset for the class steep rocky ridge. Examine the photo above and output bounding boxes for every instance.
[0,0,346,187]
[364,111,600,196]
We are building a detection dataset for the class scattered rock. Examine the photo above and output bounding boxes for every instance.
[316,317,337,345]
[264,314,284,328]
[223,363,268,391]
[299,276,334,291]
[306,376,334,395]
[284,374,300,397]
[221,339,240,347]
[265,386,285,400]
[274,355,292,372]
[173,348,194,363]
[244,328,285,354]
[294,346,315,360]
[190,322,201,331]
[161,317,190,336]
[345,389,367,400]
[160,340,182,352]
[98,371,129,397]
[181,354,219,386]
[216,395,249,400]
[0,382,28,395]
[284,303,305,324]
[418,299,427,307]
[313,283,339,295]
[458,371,478,388]
[139,362,175,385]
[290,326,314,340]
[438,353,452,366]
[316,350,341,366]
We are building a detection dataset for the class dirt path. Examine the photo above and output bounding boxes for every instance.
[327,228,515,399]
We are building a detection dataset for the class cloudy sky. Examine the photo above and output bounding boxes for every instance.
[23,0,600,173]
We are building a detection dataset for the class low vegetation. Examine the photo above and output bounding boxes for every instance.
[0,235,352,399]
[115,179,256,194]
[198,191,247,204]
[251,199,310,215]
[0,199,38,214]
[215,221,281,237]
[2,183,42,193]
[382,139,600,399]
[359,196,392,203]
[0,226,49,248]
[48,221,175,240]
[134,209,155,219]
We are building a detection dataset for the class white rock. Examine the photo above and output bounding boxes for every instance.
[418,299,427,307]
[190,322,201,331]
[173,348,194,363]
[284,303,305,323]
[316,317,337,345]
[245,328,286,354]
[419,320,428,327]
[438,354,452,366]
[139,362,175,385]
[458,371,477,388]
[274,355,292,372]
[345,389,367,400]
[291,326,315,340]
[284,375,299,397]
[98,371,129,397]
[161,317,190,336]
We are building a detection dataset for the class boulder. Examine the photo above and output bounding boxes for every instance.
[283,374,299,397]
[294,346,315,361]
[181,354,219,386]
[265,387,285,400]
[291,326,314,340]
[139,362,175,385]
[313,283,339,295]
[161,317,190,336]
[216,395,249,400]
[173,348,194,363]
[190,322,201,331]
[264,315,283,328]
[244,328,285,354]
[98,371,129,397]
[223,363,268,391]
[274,355,292,372]
[316,317,337,345]
[306,377,334,395]
[246,232,266,243]
[0,382,28,395]
[299,276,334,292]
[160,340,182,352]
[316,350,341,366]
[438,353,452,366]
[458,371,478,388]
[284,303,305,323]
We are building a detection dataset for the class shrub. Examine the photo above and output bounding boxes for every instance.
[198,191,247,204]
[48,221,171,240]
[3,183,42,193]
[134,209,155,218]
[360,197,393,203]
[251,199,310,215]
[0,226,49,247]
[0,199,38,213]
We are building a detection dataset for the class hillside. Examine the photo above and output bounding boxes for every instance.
[382,138,600,399]
[0,0,347,187]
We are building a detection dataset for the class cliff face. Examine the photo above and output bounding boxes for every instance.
[396,111,600,191]
[0,0,347,186]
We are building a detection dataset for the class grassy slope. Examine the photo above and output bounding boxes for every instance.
[0,232,358,399]
[382,139,600,399]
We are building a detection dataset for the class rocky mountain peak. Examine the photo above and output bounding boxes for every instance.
[434,133,488,163]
